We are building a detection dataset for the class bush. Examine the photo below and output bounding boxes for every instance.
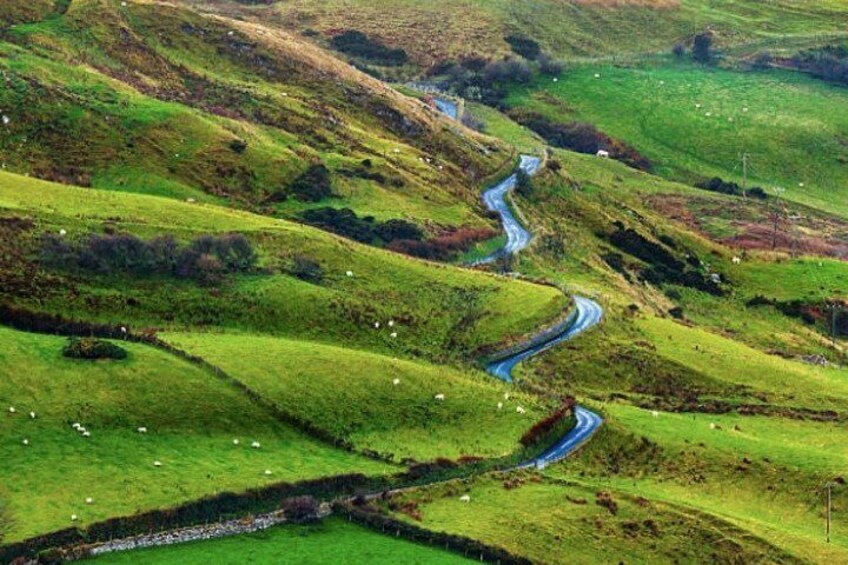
[289,256,324,284]
[41,232,257,285]
[672,43,686,59]
[282,496,321,524]
[515,169,534,198]
[537,54,564,76]
[228,139,248,154]
[505,35,541,60]
[300,208,425,246]
[286,164,333,203]
[63,338,127,361]
[693,32,714,64]
[331,30,408,66]
[374,219,424,242]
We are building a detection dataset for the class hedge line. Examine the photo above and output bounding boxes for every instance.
[335,502,532,565]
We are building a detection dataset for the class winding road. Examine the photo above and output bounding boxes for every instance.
[476,153,605,467]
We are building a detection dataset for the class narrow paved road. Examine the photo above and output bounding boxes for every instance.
[476,153,605,467]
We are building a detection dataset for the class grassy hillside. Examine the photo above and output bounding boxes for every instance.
[0,0,513,229]
[163,332,550,462]
[507,61,848,218]
[0,326,391,542]
[90,517,473,564]
[187,0,848,68]
[0,170,568,362]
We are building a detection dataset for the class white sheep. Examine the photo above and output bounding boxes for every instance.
[85,497,93,505]
[59,229,67,236]
[459,494,471,503]
[82,431,91,437]
[8,406,15,414]
[71,514,78,522]
[497,402,503,410]
[553,77,558,83]
[434,394,445,401]
[374,322,380,329]
[153,460,162,467]
[346,270,354,277]
[594,73,601,78]
[596,149,610,158]
[742,107,749,112]
[72,422,81,430]
[22,438,29,446]
[705,112,712,117]
[78,426,87,434]
[695,103,702,109]
[186,198,196,204]
[504,393,510,400]
[390,332,398,339]
[651,410,659,418]
[251,441,261,449]
[516,406,526,414]
[799,182,805,188]
[137,427,147,434]
[388,320,395,327]
[233,439,240,446]
[264,469,273,476]
[1,115,9,126]
[121,326,127,334]
[392,378,400,386]
[709,423,716,430]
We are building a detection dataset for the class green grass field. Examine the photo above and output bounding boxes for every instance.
[88,517,472,564]
[0,326,391,542]
[508,61,848,218]
[162,332,550,462]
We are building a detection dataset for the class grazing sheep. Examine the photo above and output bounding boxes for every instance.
[137,427,147,434]
[799,182,805,188]
[594,73,601,78]
[153,460,162,467]
[28,411,35,419]
[388,320,395,327]
[346,270,354,277]
[651,410,659,418]
[82,431,91,437]
[72,422,81,430]
[392,378,400,386]
[22,438,29,446]
[374,322,380,329]
[251,441,261,448]
[459,495,471,503]
[264,470,273,476]
[85,497,93,505]
[59,229,67,236]
[742,107,749,112]
[504,393,510,400]
[120,326,127,334]
[553,77,558,83]
[186,198,196,204]
[516,406,526,414]
[390,332,398,338]
[705,112,712,117]
[732,256,742,265]
[709,423,716,430]
[497,402,503,410]
[2,115,9,125]
[233,439,240,445]
[71,514,78,522]
[596,150,610,158]
[434,394,445,401]
[8,406,15,414]
[695,103,702,109]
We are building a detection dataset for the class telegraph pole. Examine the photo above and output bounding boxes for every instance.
[741,153,750,198]
[825,481,835,543]
[770,186,785,250]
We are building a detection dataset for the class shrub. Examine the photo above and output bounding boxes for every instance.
[282,496,321,523]
[331,30,408,66]
[537,54,564,76]
[228,139,247,154]
[693,32,714,64]
[505,35,541,60]
[515,169,534,198]
[286,164,333,203]
[289,255,324,284]
[672,43,686,59]
[63,338,127,361]
[375,219,424,242]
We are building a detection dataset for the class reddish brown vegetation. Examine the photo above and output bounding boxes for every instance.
[389,227,497,260]
[519,397,576,447]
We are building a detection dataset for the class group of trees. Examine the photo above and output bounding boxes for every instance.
[673,31,715,64]
[41,232,257,286]
[300,207,424,246]
[695,177,768,199]
[788,45,848,87]
[265,164,334,204]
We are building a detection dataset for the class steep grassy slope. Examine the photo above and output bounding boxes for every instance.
[186,0,848,68]
[0,326,391,542]
[0,0,512,227]
[90,517,473,564]
[507,61,848,218]
[0,170,568,362]
[163,332,550,462]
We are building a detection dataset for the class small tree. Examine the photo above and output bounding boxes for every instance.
[672,43,686,59]
[692,32,714,64]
